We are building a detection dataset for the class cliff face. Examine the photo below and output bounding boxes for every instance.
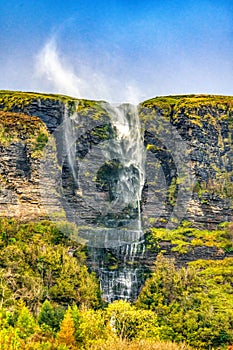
[0,91,232,229]
[0,91,109,222]
[140,95,233,229]
[0,111,49,220]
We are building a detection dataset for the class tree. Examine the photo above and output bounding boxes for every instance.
[78,308,111,348]
[70,304,81,343]
[0,327,23,350]
[38,300,55,330]
[107,300,159,340]
[137,254,233,348]
[38,300,65,332]
[57,307,76,349]
[16,305,36,340]
[49,254,102,309]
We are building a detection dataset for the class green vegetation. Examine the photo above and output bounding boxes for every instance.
[140,94,233,129]
[0,90,80,109]
[149,221,233,254]
[89,124,114,143]
[194,177,233,201]
[168,177,178,206]
[137,254,233,349]
[141,94,233,118]
[0,218,102,310]
[0,218,232,349]
[0,111,49,157]
[0,90,107,121]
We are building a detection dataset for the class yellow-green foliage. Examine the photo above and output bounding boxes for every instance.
[0,327,24,349]
[57,307,76,348]
[77,308,112,348]
[140,94,233,126]
[0,218,233,349]
[0,218,102,311]
[106,300,159,341]
[0,90,76,110]
[141,94,233,112]
[0,90,107,120]
[137,254,233,349]
[189,257,233,284]
[0,111,49,157]
[150,221,233,253]
[193,174,233,201]
[168,178,177,206]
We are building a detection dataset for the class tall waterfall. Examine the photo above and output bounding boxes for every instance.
[98,103,146,302]
[63,102,147,302]
[63,104,79,186]
[102,103,146,230]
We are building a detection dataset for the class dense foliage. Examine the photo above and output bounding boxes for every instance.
[137,254,233,349]
[0,218,233,349]
[0,218,102,311]
[148,221,233,254]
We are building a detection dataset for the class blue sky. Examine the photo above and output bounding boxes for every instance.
[1,0,233,103]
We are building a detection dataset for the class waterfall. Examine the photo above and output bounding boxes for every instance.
[63,104,79,186]
[88,238,147,303]
[63,102,147,302]
[97,103,146,302]
[102,102,146,230]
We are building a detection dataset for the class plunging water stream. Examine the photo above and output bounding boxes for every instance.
[97,103,146,302]
[64,102,147,302]
[102,103,146,231]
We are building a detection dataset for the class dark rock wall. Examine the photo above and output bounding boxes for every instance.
[140,96,233,229]
[0,92,232,229]
[0,112,51,220]
[0,92,232,302]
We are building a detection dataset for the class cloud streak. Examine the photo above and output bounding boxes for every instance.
[36,40,84,97]
[35,38,143,104]
[2,1,233,103]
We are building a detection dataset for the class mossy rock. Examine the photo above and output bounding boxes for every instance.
[0,111,49,156]
[140,94,233,126]
[0,90,108,121]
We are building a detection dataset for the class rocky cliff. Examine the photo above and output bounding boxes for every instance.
[140,95,233,229]
[0,91,232,229]
[0,111,49,220]
[1,90,232,301]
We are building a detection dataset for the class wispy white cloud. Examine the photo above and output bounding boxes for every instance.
[35,38,143,104]
[2,1,233,103]
[36,39,83,97]
[34,9,233,105]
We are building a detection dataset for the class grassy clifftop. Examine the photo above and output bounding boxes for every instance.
[0,90,106,117]
[140,94,233,128]
[1,90,233,127]
[141,93,233,110]
[2,90,233,101]
[2,89,233,114]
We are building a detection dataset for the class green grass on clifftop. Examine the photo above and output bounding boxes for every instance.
[0,90,107,118]
[141,94,233,109]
